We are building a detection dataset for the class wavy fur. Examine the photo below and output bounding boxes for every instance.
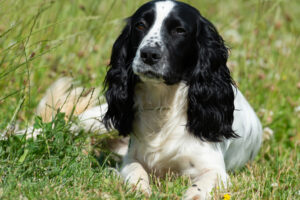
[103,20,138,136]
[187,16,238,142]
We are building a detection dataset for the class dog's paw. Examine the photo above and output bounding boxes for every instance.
[131,179,152,197]
[183,184,210,200]
[139,183,152,196]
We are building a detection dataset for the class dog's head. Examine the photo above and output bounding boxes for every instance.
[104,0,237,142]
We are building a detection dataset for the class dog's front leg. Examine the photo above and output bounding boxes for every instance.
[121,159,151,196]
[183,167,228,200]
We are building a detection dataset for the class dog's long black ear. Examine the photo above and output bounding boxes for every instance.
[187,16,238,142]
[103,19,136,136]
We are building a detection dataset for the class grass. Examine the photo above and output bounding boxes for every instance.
[0,0,299,199]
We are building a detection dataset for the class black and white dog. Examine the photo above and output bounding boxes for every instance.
[17,0,262,199]
[102,0,262,199]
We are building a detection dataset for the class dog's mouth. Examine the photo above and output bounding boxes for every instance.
[133,64,180,85]
[137,70,162,83]
[134,66,162,79]
[142,70,161,79]
[135,69,166,84]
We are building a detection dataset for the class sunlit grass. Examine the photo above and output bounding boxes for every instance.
[0,0,299,199]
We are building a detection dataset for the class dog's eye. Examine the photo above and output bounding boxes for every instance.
[135,22,146,31]
[172,27,187,36]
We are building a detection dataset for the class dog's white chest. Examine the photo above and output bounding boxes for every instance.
[128,82,190,175]
[130,128,190,176]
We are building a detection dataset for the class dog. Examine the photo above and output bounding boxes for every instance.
[103,0,262,199]
[104,0,262,199]
[13,0,262,199]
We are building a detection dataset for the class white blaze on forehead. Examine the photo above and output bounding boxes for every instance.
[132,0,175,73]
[140,0,175,49]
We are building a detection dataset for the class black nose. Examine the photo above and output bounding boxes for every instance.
[140,47,162,65]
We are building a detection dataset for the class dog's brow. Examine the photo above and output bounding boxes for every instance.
[140,1,174,48]
[152,1,174,35]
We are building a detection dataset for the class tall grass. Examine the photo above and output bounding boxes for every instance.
[0,0,299,199]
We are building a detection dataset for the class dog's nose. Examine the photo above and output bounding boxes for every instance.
[140,47,162,65]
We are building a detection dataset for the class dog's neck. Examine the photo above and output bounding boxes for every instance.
[134,81,179,111]
[133,81,188,137]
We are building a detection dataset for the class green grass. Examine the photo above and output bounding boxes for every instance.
[0,0,299,199]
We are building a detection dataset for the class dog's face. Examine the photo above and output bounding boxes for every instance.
[131,0,198,84]
[104,0,236,142]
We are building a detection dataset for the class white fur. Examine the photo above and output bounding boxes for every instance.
[121,81,262,199]
[36,77,100,122]
[223,88,262,170]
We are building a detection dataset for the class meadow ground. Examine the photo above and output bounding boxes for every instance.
[0,0,299,199]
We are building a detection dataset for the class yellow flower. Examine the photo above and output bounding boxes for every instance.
[223,193,231,200]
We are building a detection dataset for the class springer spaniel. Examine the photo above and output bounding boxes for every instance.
[14,0,262,199]
[103,0,262,199]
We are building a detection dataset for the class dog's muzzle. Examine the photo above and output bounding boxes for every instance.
[132,46,168,81]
